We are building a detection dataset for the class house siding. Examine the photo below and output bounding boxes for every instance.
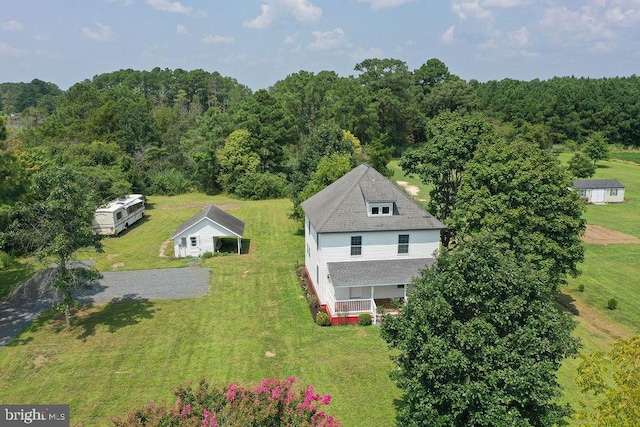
[304,218,440,308]
[173,219,239,257]
[579,187,625,204]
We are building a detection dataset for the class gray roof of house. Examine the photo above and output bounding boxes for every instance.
[300,164,445,233]
[572,179,625,189]
[327,258,435,287]
[172,205,244,238]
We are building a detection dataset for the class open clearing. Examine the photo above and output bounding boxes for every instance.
[582,224,640,244]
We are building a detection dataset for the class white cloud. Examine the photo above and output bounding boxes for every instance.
[452,1,491,20]
[176,24,188,34]
[245,0,322,29]
[540,5,615,45]
[481,0,529,7]
[349,46,385,61]
[201,34,235,45]
[605,2,640,27]
[509,26,529,47]
[145,0,192,14]
[2,20,24,31]
[441,25,455,43]
[81,23,114,42]
[308,28,345,50]
[356,0,417,11]
[0,42,27,57]
[283,34,297,44]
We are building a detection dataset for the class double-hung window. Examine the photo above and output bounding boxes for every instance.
[351,236,362,256]
[398,234,409,254]
[610,188,618,196]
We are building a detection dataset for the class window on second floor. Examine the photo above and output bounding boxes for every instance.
[351,236,362,256]
[398,234,409,254]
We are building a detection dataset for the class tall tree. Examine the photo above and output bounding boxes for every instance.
[381,233,579,426]
[2,166,103,327]
[451,138,585,288]
[583,131,609,165]
[575,335,640,426]
[568,152,596,178]
[400,112,496,247]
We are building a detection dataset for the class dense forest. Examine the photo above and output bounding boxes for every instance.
[1,58,639,226]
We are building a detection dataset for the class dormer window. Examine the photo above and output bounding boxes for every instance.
[368,202,393,216]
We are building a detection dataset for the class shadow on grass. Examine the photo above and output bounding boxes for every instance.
[75,296,156,341]
[555,292,580,316]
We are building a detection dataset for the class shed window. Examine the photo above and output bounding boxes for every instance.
[579,190,587,197]
[610,188,618,196]
[351,236,362,256]
[398,234,409,254]
[190,237,197,247]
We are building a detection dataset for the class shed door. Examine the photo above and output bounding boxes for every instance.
[591,189,605,203]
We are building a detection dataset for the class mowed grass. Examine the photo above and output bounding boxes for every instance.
[0,195,398,426]
[2,156,640,425]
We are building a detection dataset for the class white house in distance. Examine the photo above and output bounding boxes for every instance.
[171,205,245,258]
[573,179,625,204]
[301,164,445,324]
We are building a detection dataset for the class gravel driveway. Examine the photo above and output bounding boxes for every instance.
[0,267,210,347]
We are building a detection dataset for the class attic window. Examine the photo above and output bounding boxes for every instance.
[368,202,393,216]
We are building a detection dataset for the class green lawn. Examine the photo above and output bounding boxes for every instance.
[0,195,398,426]
[2,157,640,425]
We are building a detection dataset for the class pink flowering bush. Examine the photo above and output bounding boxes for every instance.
[110,377,339,426]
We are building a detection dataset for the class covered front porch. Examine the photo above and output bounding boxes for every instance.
[325,258,434,324]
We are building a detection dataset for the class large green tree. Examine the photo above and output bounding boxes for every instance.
[583,131,609,165]
[568,152,596,179]
[381,233,579,426]
[400,112,496,246]
[2,166,103,327]
[451,138,585,288]
[575,335,640,426]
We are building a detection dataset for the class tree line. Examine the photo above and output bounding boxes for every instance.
[2,60,638,213]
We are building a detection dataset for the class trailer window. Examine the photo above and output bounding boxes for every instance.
[116,212,122,220]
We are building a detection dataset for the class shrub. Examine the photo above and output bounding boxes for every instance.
[607,298,618,310]
[233,172,289,200]
[577,284,585,292]
[202,251,214,259]
[110,377,339,427]
[316,311,331,326]
[358,313,372,326]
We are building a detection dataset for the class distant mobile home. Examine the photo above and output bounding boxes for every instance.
[572,179,625,204]
[93,194,145,236]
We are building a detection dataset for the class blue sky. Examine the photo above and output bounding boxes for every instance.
[1,0,639,90]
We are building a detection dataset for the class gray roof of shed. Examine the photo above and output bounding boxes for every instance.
[172,205,244,238]
[328,258,435,287]
[300,164,445,233]
[572,179,625,189]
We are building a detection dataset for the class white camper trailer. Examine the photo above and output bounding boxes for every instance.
[93,194,145,236]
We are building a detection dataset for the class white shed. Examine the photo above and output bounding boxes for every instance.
[171,205,245,258]
[572,179,625,204]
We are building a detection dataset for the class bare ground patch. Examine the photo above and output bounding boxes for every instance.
[396,181,420,196]
[582,225,640,245]
[159,239,171,258]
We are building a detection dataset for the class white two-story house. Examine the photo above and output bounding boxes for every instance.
[301,164,445,324]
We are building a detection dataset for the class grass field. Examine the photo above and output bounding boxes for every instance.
[0,195,398,426]
[1,157,639,426]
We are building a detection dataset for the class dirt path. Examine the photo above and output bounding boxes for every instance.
[582,224,640,244]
